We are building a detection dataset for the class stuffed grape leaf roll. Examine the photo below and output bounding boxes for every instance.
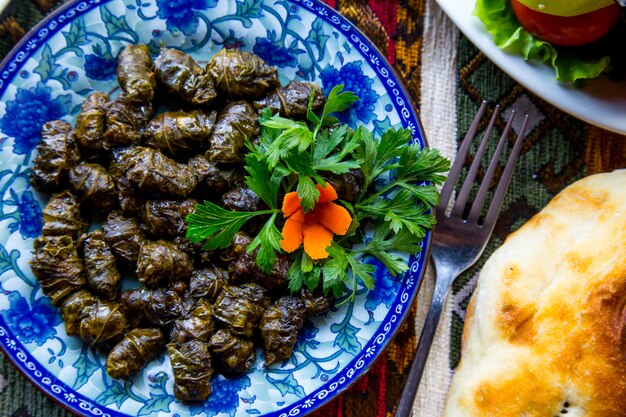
[106,328,164,379]
[120,287,187,328]
[123,147,197,198]
[108,147,144,214]
[209,329,255,375]
[154,47,216,105]
[140,199,197,239]
[104,93,154,149]
[144,110,216,157]
[168,340,213,402]
[220,184,261,212]
[260,296,306,365]
[253,81,325,117]
[213,283,270,337]
[30,235,84,306]
[170,299,215,344]
[60,289,96,336]
[206,48,279,98]
[102,211,145,266]
[136,240,193,287]
[41,190,87,240]
[81,230,121,300]
[117,44,155,104]
[74,91,108,152]
[207,101,259,163]
[187,154,244,195]
[61,289,128,348]
[188,266,228,301]
[67,162,117,212]
[30,120,81,193]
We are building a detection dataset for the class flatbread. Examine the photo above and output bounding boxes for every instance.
[443,170,626,417]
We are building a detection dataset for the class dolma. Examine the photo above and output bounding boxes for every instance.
[60,290,96,336]
[207,101,260,163]
[117,44,155,104]
[172,236,213,267]
[140,199,197,239]
[106,328,164,379]
[103,93,154,149]
[74,91,108,151]
[328,170,364,204]
[81,230,121,300]
[41,190,87,240]
[228,236,289,290]
[188,266,228,301]
[209,329,255,374]
[219,231,252,262]
[221,184,261,212]
[79,299,128,348]
[213,283,270,337]
[145,110,216,157]
[299,289,331,316]
[260,296,306,365]
[188,154,244,195]
[253,81,325,117]
[61,289,128,348]
[30,120,81,192]
[120,287,185,327]
[102,211,145,265]
[136,240,193,287]
[30,235,84,306]
[206,48,279,98]
[154,47,216,105]
[108,147,144,214]
[124,147,197,198]
[170,300,215,344]
[168,340,213,402]
[67,162,117,212]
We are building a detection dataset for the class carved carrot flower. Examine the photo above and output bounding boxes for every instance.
[280,183,352,260]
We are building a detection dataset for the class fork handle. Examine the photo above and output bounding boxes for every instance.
[394,279,451,417]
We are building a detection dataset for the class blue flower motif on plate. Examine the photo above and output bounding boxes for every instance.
[253,38,299,68]
[83,52,117,81]
[156,0,218,36]
[320,61,380,127]
[364,257,401,311]
[0,83,70,155]
[189,374,251,417]
[1,292,62,346]
[7,190,43,239]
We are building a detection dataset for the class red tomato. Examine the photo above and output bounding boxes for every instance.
[511,0,622,46]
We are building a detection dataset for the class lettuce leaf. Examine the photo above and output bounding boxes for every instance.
[473,0,611,83]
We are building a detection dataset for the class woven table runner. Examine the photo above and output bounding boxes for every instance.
[0,1,624,417]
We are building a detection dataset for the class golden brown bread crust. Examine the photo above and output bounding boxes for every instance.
[444,170,626,417]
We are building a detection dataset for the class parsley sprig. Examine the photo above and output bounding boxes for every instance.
[186,84,450,301]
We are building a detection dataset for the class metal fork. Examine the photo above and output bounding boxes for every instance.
[394,102,529,417]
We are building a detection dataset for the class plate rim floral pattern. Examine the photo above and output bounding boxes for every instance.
[0,0,431,416]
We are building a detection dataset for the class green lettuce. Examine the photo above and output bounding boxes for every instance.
[474,0,611,83]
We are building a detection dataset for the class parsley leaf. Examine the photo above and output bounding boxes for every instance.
[360,224,423,276]
[296,175,319,212]
[244,153,280,209]
[247,213,282,274]
[186,202,274,250]
[358,190,435,237]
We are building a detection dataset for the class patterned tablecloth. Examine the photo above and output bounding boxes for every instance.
[0,1,624,416]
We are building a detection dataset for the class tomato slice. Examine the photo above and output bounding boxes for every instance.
[511,0,622,46]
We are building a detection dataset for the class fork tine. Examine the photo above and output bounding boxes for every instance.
[483,115,529,228]
[438,101,487,211]
[466,110,516,223]
[450,105,501,218]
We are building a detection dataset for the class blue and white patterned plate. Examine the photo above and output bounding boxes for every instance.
[0,1,429,416]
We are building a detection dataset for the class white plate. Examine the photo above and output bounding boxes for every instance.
[435,0,626,136]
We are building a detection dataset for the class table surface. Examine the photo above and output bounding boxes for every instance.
[0,1,623,417]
